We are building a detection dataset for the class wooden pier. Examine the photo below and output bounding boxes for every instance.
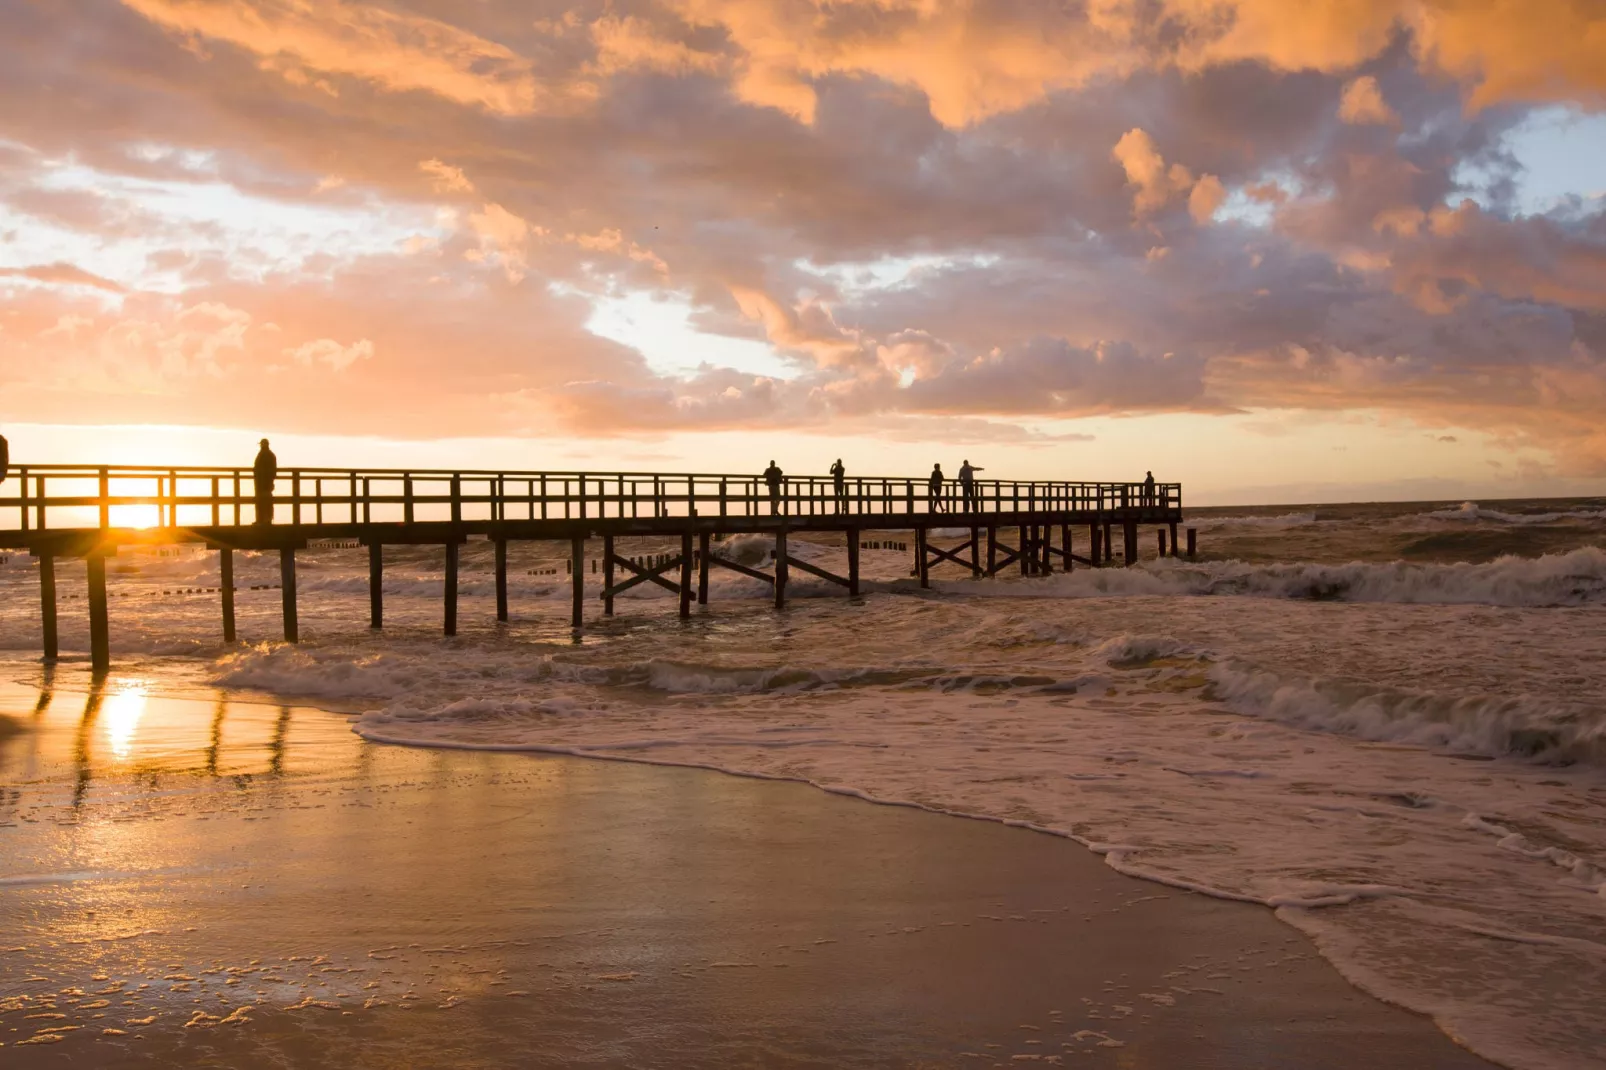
[0,465,1187,672]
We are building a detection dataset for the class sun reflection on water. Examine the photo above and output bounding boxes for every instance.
[103,679,151,760]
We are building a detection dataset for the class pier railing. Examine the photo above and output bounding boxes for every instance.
[0,465,1181,533]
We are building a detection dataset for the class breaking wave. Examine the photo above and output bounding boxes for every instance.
[1425,501,1606,525]
[952,547,1606,607]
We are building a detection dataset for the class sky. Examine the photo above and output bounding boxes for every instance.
[1,1,1605,505]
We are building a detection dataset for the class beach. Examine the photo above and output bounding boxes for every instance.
[0,680,1496,1068]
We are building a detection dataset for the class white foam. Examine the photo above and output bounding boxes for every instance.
[944,548,1606,607]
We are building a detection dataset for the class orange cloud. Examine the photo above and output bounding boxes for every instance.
[120,0,549,114]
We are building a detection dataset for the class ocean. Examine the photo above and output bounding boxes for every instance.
[3,497,1605,1070]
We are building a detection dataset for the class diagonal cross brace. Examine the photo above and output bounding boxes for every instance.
[986,541,1023,576]
[603,554,682,598]
[784,554,850,588]
[705,553,776,586]
[924,537,977,571]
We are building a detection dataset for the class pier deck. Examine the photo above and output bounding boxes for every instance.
[0,465,1187,672]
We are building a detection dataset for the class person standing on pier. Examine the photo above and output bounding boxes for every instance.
[928,463,946,512]
[958,459,983,512]
[253,438,278,525]
[1143,470,1156,507]
[763,460,784,515]
[0,428,8,486]
[830,458,847,512]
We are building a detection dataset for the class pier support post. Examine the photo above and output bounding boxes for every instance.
[443,542,458,637]
[1158,529,1167,558]
[280,548,299,643]
[679,531,693,619]
[987,527,998,576]
[775,529,789,609]
[1039,525,1052,574]
[970,527,981,578]
[1089,523,1101,568]
[1104,522,1115,565]
[39,555,58,661]
[219,548,236,643]
[368,543,383,629]
[698,532,711,604]
[916,528,930,588]
[495,539,509,622]
[1169,522,1179,558]
[1062,525,1073,573]
[1187,527,1197,560]
[1018,526,1030,576]
[603,534,616,616]
[847,530,860,596]
[1123,521,1137,567]
[571,536,585,630]
[87,555,109,674]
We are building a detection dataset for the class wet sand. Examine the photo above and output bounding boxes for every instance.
[0,677,1495,1068]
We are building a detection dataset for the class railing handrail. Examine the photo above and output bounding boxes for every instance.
[0,462,1176,488]
[0,462,1181,538]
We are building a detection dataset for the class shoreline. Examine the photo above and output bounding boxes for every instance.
[0,676,1500,1068]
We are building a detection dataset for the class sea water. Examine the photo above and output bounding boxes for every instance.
[2,498,1605,1070]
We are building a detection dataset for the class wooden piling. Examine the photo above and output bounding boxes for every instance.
[1018,526,1030,576]
[1158,529,1167,557]
[970,526,981,578]
[219,548,236,643]
[1169,521,1180,558]
[1089,523,1101,568]
[280,548,299,643]
[847,530,861,595]
[368,542,383,629]
[1039,525,1052,574]
[1104,522,1115,565]
[443,542,459,637]
[39,554,58,661]
[1187,527,1197,560]
[987,526,998,576]
[1062,524,1073,573]
[570,536,585,630]
[87,555,109,674]
[698,532,711,604]
[603,534,616,616]
[679,531,693,618]
[494,539,509,622]
[775,528,789,608]
[1123,521,1138,567]
[916,528,930,588]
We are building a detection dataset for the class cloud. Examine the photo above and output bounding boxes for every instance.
[1339,75,1399,125]
[419,159,474,194]
[119,0,549,115]
[0,262,129,293]
[1,0,1604,481]
[282,336,373,372]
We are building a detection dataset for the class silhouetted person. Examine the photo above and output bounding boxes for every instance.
[0,429,8,486]
[1143,470,1156,507]
[958,459,984,512]
[830,458,846,512]
[763,460,783,515]
[253,438,278,525]
[928,463,946,512]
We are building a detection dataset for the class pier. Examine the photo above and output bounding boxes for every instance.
[0,465,1186,671]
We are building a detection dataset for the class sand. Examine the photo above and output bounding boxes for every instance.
[0,679,1496,1068]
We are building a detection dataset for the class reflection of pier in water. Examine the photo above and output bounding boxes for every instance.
[2,464,1193,672]
[16,680,303,807]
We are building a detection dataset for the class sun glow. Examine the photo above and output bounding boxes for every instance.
[102,679,151,760]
